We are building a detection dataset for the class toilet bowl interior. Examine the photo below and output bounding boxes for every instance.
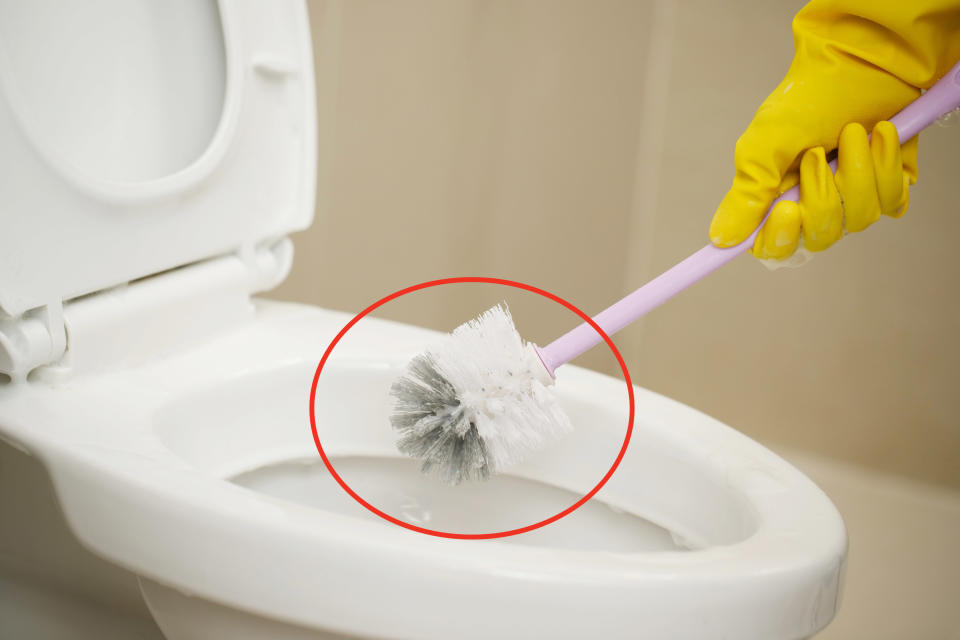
[155,358,759,552]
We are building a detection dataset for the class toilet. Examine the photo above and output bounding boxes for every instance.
[0,1,846,639]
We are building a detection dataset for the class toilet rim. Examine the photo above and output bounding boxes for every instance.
[0,302,846,636]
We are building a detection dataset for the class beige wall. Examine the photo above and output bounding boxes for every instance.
[273,0,960,489]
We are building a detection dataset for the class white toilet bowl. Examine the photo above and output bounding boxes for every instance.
[0,1,846,638]
[1,301,846,639]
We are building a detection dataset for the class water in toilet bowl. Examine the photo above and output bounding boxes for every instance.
[231,457,686,553]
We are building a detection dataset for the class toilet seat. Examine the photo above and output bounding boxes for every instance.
[0,302,846,639]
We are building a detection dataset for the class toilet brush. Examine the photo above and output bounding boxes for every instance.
[390,60,960,484]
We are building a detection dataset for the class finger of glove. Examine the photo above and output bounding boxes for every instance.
[871,121,909,217]
[711,165,781,249]
[893,172,912,218]
[892,136,918,218]
[751,199,801,260]
[797,146,843,252]
[835,123,882,233]
[901,135,918,185]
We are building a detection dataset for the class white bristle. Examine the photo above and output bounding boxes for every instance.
[390,304,572,484]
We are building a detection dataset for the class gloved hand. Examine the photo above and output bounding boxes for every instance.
[749,121,918,260]
[709,0,960,261]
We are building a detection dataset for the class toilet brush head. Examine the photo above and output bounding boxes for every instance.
[389,304,572,484]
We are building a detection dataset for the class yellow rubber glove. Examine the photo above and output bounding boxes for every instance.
[710,0,960,260]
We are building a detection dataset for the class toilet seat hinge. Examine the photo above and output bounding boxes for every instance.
[0,239,294,384]
[0,301,67,383]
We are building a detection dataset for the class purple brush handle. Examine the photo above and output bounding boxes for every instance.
[538,59,960,376]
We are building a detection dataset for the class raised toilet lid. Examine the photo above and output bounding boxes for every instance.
[0,0,317,317]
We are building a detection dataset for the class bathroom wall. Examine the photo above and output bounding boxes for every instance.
[273,0,960,490]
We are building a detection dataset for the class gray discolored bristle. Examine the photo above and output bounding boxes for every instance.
[389,354,491,484]
[389,304,571,485]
